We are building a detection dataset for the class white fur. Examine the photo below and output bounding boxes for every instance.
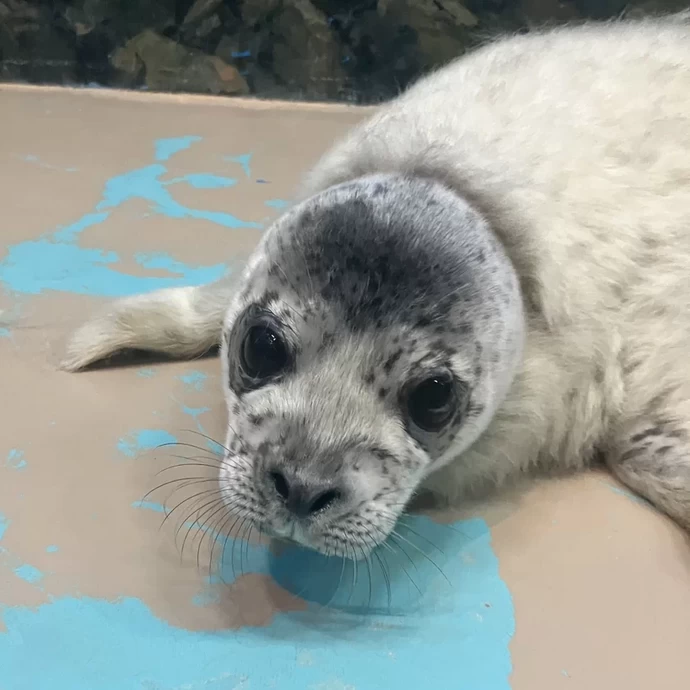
[63,15,690,529]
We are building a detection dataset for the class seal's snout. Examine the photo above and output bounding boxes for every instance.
[267,468,343,518]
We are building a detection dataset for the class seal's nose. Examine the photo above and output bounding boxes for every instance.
[268,469,342,518]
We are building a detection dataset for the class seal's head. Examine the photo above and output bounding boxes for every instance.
[219,174,524,558]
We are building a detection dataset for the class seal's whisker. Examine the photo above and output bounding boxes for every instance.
[156,453,245,473]
[221,510,247,584]
[162,487,223,529]
[156,441,222,458]
[210,511,237,581]
[178,494,226,555]
[232,514,252,577]
[394,521,446,555]
[374,548,393,611]
[142,476,219,504]
[196,502,231,569]
[180,428,232,454]
[389,531,451,586]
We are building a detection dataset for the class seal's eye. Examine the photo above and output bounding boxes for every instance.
[407,374,457,432]
[241,324,288,382]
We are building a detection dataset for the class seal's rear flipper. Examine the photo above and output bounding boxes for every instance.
[60,276,236,372]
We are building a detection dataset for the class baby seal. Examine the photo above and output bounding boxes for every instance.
[63,15,690,558]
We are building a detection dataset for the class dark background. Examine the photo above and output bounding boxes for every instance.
[0,0,687,103]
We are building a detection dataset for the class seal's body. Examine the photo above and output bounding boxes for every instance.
[64,16,690,556]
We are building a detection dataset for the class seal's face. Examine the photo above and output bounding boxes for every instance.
[219,175,524,558]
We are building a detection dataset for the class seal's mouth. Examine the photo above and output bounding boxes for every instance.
[262,521,313,550]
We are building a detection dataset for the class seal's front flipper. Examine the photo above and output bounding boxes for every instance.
[60,276,237,372]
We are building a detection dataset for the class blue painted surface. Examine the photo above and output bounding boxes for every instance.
[223,153,252,178]
[178,370,208,391]
[154,136,201,162]
[13,564,44,585]
[5,449,27,471]
[117,430,178,458]
[131,500,167,514]
[164,173,237,189]
[0,135,516,689]
[0,515,514,690]
[0,327,10,338]
[46,545,59,554]
[0,137,259,297]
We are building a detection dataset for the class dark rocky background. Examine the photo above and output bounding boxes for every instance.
[0,0,687,103]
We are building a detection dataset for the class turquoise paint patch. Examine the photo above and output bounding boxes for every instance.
[13,564,43,585]
[0,138,258,297]
[264,199,290,209]
[181,405,211,419]
[46,545,59,554]
[154,136,201,161]
[0,239,226,297]
[165,174,237,189]
[117,430,178,458]
[94,163,257,230]
[0,513,7,541]
[136,368,156,378]
[6,449,27,470]
[0,516,514,690]
[0,328,10,338]
[224,153,252,177]
[178,370,208,391]
[178,404,220,454]
[132,500,167,514]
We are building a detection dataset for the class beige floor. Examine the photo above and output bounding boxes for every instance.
[0,85,688,690]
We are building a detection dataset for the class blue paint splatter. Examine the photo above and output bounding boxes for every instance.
[13,564,43,585]
[178,371,208,391]
[136,368,156,378]
[131,500,167,514]
[164,174,237,190]
[0,513,7,541]
[117,430,178,458]
[0,516,514,690]
[0,240,227,298]
[46,545,59,554]
[178,404,219,453]
[154,136,201,161]
[264,199,290,210]
[0,138,259,297]
[224,153,252,178]
[0,327,11,338]
[5,449,27,470]
[181,405,211,420]
[231,50,252,58]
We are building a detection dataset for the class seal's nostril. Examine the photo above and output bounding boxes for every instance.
[308,489,341,515]
[270,470,290,500]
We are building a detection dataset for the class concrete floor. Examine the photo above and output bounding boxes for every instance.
[0,85,688,690]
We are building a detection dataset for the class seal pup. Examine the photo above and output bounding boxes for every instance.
[62,15,690,557]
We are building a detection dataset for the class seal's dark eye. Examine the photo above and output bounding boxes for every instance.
[241,325,288,382]
[407,374,457,432]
